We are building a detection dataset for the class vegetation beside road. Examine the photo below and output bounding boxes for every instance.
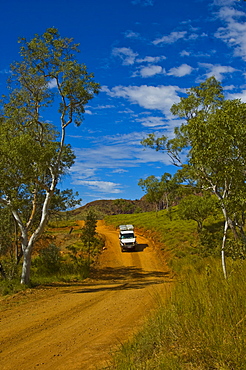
[0,211,104,295]
[105,209,246,370]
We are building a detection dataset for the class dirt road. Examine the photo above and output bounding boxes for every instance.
[0,221,171,370]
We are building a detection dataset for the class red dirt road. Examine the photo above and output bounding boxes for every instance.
[0,221,171,370]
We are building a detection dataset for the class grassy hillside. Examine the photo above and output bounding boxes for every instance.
[105,207,222,273]
[105,209,246,370]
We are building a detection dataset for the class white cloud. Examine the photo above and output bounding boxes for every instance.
[139,65,163,77]
[70,167,97,179]
[167,64,193,77]
[96,104,115,109]
[223,84,236,90]
[47,78,57,89]
[226,89,246,102]
[0,69,11,74]
[188,33,199,41]
[76,180,122,194]
[118,108,135,114]
[136,55,166,63]
[180,50,190,57]
[105,84,181,117]
[214,3,246,60]
[153,31,187,45]
[72,132,172,175]
[112,47,138,65]
[112,168,128,173]
[135,116,167,127]
[199,63,237,80]
[124,30,141,39]
[213,0,238,5]
[69,126,180,197]
[85,109,93,115]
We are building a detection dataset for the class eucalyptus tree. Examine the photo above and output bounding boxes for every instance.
[159,172,179,217]
[142,77,246,278]
[138,173,179,215]
[138,175,164,214]
[178,194,217,232]
[0,28,100,284]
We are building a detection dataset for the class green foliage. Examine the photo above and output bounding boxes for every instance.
[138,175,164,211]
[178,194,217,231]
[138,173,179,215]
[34,244,62,275]
[0,207,16,256]
[113,199,135,214]
[226,238,246,260]
[0,278,25,296]
[64,210,104,274]
[0,257,21,280]
[49,189,82,214]
[81,210,97,240]
[80,210,98,259]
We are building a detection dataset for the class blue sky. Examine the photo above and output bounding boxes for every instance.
[1,0,246,206]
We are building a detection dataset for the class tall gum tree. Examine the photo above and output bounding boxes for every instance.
[142,77,246,278]
[0,28,100,284]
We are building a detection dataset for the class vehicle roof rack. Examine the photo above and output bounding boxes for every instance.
[119,224,134,231]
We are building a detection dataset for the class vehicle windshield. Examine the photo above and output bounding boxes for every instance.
[121,233,134,239]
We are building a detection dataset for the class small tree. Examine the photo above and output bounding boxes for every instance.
[138,173,179,217]
[80,210,98,262]
[178,194,216,232]
[159,173,180,219]
[37,244,62,276]
[138,176,164,214]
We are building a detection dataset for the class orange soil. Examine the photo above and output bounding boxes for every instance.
[0,220,171,370]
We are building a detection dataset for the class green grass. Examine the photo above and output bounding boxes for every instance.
[0,279,26,296]
[47,219,79,229]
[105,208,246,370]
[109,260,246,370]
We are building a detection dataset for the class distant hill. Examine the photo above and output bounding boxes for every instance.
[69,197,155,219]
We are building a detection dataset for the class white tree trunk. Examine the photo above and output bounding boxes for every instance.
[212,189,232,279]
[221,219,228,279]
[12,188,54,285]
[21,246,32,284]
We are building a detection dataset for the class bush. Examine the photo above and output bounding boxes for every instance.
[34,244,62,276]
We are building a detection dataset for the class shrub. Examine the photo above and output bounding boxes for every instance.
[34,244,62,276]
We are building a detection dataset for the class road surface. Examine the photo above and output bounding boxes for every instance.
[0,220,171,370]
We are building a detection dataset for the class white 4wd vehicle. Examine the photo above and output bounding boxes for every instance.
[119,225,137,252]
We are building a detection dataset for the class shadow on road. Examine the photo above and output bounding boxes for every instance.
[90,265,168,281]
[66,266,172,294]
[132,243,148,252]
[41,266,171,295]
